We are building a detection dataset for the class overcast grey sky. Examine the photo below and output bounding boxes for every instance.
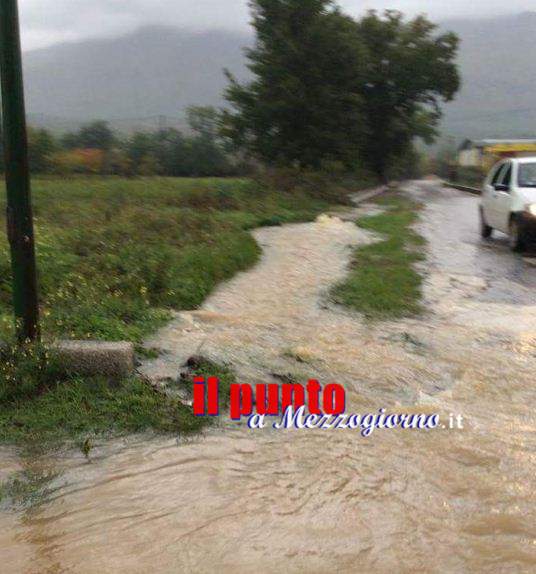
[19,0,535,50]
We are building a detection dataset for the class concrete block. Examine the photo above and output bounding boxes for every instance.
[51,340,135,378]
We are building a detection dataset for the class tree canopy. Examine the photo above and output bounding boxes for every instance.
[10,108,238,178]
[356,11,460,177]
[222,0,367,170]
[223,3,460,177]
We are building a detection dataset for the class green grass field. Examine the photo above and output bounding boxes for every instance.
[0,177,336,343]
[331,193,425,319]
[0,175,356,446]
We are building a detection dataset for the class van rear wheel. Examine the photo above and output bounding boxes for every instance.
[479,208,492,239]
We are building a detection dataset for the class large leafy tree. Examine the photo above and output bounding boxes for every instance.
[62,121,116,152]
[356,11,460,178]
[223,4,460,177]
[78,121,116,151]
[187,106,220,141]
[222,0,367,169]
[186,107,230,176]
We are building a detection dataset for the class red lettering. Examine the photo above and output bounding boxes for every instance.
[307,379,322,415]
[207,377,219,416]
[323,384,346,415]
[256,384,279,415]
[230,384,254,420]
[193,377,206,416]
[281,383,306,412]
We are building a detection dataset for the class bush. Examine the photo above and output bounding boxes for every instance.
[0,344,65,404]
[453,166,485,187]
[107,149,134,177]
[50,148,105,175]
[138,154,163,176]
[385,146,426,180]
[255,166,377,204]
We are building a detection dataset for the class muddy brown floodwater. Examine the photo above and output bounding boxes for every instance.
[1,180,536,573]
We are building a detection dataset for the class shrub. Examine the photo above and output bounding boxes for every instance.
[50,148,105,175]
[138,154,163,176]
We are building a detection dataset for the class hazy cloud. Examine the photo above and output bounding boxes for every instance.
[19,0,536,50]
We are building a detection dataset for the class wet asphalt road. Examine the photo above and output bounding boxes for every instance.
[409,180,536,307]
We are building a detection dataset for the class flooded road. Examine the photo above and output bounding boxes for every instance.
[2,180,536,573]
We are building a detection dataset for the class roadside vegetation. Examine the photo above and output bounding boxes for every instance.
[0,175,357,343]
[0,107,241,178]
[332,193,425,319]
[0,173,368,446]
[0,344,235,446]
[223,3,459,180]
[0,350,236,506]
[0,2,460,449]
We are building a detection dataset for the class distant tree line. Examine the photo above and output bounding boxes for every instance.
[0,106,241,177]
[222,2,461,180]
[0,4,459,181]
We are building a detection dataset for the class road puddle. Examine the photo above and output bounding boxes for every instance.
[1,181,536,572]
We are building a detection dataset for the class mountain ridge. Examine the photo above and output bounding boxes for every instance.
[21,15,536,139]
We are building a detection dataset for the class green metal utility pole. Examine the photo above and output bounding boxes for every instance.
[0,0,40,342]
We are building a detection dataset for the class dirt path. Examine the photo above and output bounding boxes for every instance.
[2,180,536,573]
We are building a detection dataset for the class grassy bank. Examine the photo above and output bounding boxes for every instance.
[0,347,235,445]
[0,176,342,343]
[0,174,364,446]
[331,192,425,319]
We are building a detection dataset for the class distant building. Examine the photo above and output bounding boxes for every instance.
[458,139,536,168]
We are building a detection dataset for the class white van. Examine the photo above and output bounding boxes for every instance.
[480,157,536,251]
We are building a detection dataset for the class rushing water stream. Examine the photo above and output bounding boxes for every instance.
[1,180,536,573]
